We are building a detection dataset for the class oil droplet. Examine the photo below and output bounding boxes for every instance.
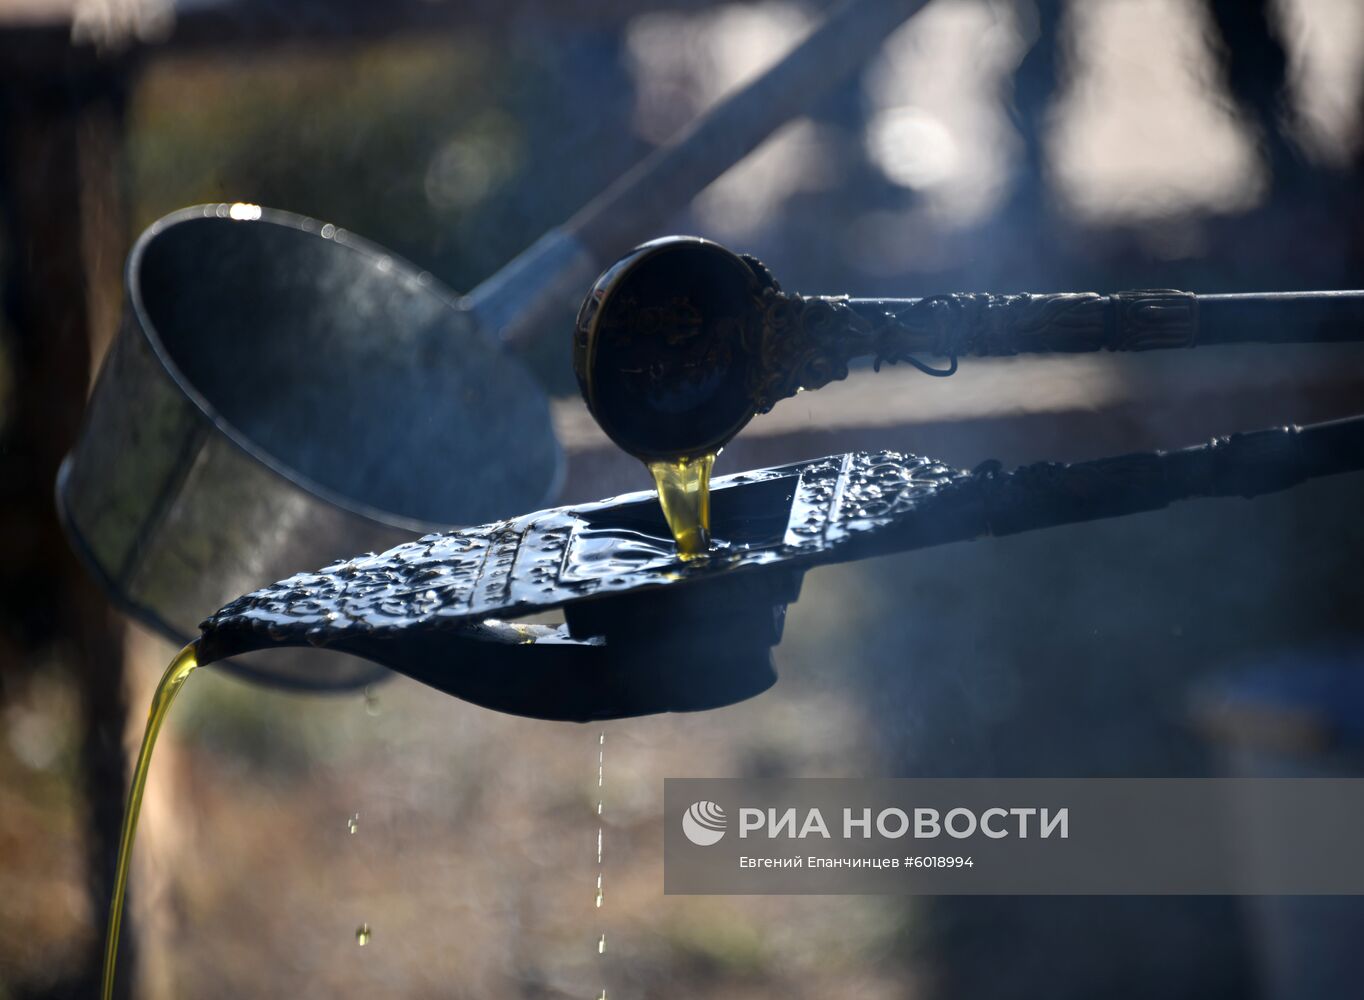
[347,813,359,835]
[595,873,603,908]
[647,453,715,558]
[101,642,199,1000]
[356,924,372,946]
[598,934,606,955]
[363,685,381,716]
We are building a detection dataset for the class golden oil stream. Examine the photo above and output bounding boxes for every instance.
[101,641,200,1000]
[594,730,607,999]
[646,453,715,558]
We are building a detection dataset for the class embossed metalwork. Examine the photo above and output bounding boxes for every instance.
[197,422,1345,655]
[745,289,1118,411]
[192,414,1364,721]
[1110,289,1199,350]
[199,451,969,656]
[746,287,1202,412]
[744,290,864,412]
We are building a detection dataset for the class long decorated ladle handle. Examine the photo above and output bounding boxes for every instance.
[743,287,1362,407]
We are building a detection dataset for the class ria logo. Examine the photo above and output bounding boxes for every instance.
[682,801,727,846]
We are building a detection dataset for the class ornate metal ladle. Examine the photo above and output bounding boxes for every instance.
[176,237,1364,720]
[193,413,1364,721]
[574,236,1364,462]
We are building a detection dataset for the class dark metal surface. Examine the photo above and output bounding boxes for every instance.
[574,236,767,460]
[59,204,558,689]
[196,414,1364,721]
[576,237,1364,462]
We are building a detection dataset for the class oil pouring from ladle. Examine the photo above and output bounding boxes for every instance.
[573,237,763,557]
[573,235,1364,556]
[572,239,750,557]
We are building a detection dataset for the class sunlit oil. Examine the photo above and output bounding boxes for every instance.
[356,924,372,946]
[647,452,715,558]
[594,730,607,998]
[101,642,200,1000]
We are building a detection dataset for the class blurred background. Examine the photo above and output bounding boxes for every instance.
[2,0,1364,997]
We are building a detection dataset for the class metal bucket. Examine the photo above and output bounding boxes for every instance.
[58,204,561,689]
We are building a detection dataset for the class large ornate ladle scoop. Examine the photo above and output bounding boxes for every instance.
[195,415,1364,721]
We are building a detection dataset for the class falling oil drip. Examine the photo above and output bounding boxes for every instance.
[347,812,360,835]
[646,452,715,558]
[100,642,200,1000]
[356,924,372,946]
[594,730,607,998]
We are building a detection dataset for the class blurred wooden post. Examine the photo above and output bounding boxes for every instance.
[0,40,135,998]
